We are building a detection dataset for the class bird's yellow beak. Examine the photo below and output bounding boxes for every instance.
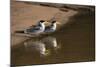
[44,21,50,26]
[56,21,61,25]
[44,21,61,25]
[44,21,49,23]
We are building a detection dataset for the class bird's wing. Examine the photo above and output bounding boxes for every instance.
[30,27,40,30]
[26,26,41,32]
[45,26,51,30]
[44,26,51,32]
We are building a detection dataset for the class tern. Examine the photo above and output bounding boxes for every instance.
[24,20,45,34]
[44,21,57,33]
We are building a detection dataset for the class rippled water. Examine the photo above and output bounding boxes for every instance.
[11,7,95,66]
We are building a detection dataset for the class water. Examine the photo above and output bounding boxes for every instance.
[11,7,95,66]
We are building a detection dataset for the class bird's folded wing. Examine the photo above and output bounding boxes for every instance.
[45,26,51,30]
[26,26,41,32]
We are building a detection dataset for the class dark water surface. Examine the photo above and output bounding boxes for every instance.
[11,7,95,66]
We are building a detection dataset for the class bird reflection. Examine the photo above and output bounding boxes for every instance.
[24,40,50,57]
[24,36,61,57]
[42,36,60,50]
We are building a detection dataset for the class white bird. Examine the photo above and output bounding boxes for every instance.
[24,20,45,34]
[44,21,57,33]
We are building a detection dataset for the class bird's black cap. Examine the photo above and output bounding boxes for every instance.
[40,20,45,23]
[52,21,56,23]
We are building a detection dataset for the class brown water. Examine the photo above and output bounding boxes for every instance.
[11,7,95,66]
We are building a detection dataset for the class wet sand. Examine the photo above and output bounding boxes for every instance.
[11,1,95,66]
